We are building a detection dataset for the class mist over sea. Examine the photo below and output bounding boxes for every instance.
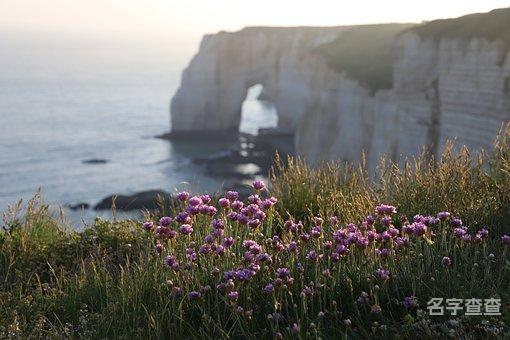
[0,30,280,226]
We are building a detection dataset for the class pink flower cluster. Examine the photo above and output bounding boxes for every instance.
[142,186,510,315]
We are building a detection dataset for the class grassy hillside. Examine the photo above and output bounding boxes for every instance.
[315,24,415,94]
[1,125,510,338]
[410,8,510,45]
[410,7,510,65]
[316,8,510,93]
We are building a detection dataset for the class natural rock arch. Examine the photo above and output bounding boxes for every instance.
[170,27,344,136]
[170,24,510,171]
[238,84,278,135]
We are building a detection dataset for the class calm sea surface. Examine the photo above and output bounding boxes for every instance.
[0,31,278,227]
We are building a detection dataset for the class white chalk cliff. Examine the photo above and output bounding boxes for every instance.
[171,9,510,168]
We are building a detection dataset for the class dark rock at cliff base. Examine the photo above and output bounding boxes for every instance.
[191,133,294,180]
[83,159,108,164]
[68,202,90,210]
[193,151,266,179]
[156,129,239,141]
[94,190,173,211]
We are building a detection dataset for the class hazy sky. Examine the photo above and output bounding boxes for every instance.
[2,0,509,42]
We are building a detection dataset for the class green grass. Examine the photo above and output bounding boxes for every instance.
[271,131,510,236]
[409,8,510,45]
[315,24,415,94]
[408,7,510,65]
[1,125,510,338]
[316,7,510,93]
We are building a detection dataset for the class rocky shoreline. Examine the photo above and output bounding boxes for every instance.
[71,130,294,212]
[192,132,293,180]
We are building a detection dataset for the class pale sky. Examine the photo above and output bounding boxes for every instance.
[1,0,509,42]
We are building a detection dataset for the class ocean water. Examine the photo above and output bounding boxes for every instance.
[0,31,279,227]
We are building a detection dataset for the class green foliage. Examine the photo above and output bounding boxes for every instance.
[315,24,414,93]
[315,7,510,93]
[272,124,510,236]
[408,7,510,65]
[1,126,510,338]
[270,155,375,224]
[409,8,510,46]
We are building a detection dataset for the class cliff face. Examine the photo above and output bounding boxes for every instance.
[171,27,347,134]
[171,9,510,166]
[298,32,510,168]
[393,34,510,160]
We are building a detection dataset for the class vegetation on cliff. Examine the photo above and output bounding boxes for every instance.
[317,7,510,93]
[409,7,510,65]
[315,23,414,94]
[410,8,510,45]
[1,125,510,338]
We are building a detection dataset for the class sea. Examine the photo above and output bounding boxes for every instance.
[0,30,281,227]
